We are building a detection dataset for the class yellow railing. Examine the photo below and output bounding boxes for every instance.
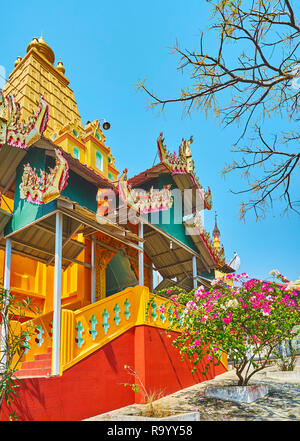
[60,285,171,372]
[13,286,227,374]
[11,311,53,366]
[11,299,86,367]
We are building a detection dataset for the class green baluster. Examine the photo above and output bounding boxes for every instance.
[151,300,158,321]
[124,298,131,320]
[102,309,110,335]
[75,321,84,348]
[114,303,121,326]
[167,307,173,325]
[178,310,184,326]
[89,314,98,340]
[23,330,31,354]
[35,325,44,347]
[160,311,166,323]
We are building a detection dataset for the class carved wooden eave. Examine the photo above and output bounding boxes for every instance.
[0,92,49,149]
[19,148,69,205]
[157,132,212,210]
[118,168,173,214]
[0,92,49,199]
[35,136,116,191]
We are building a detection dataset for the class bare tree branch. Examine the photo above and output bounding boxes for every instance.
[138,0,300,218]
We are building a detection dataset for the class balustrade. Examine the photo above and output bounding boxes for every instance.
[12,286,227,374]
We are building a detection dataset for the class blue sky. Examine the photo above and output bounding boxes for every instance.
[0,0,299,282]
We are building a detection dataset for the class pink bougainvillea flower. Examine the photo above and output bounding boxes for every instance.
[211,279,219,286]
[222,312,233,324]
[170,295,180,306]
[193,339,201,347]
[154,272,300,389]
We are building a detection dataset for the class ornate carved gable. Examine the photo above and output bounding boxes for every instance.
[19,148,69,205]
[0,91,49,149]
[157,132,212,210]
[118,168,173,214]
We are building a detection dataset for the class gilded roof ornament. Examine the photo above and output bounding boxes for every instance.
[0,91,49,148]
[27,36,55,65]
[19,148,69,205]
[118,168,173,214]
[56,61,65,75]
[14,56,22,67]
[213,212,221,238]
[157,132,212,210]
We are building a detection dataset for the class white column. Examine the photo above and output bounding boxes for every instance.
[192,255,197,290]
[52,212,63,376]
[1,237,12,371]
[4,238,12,292]
[138,222,144,286]
[91,235,96,303]
[150,262,154,292]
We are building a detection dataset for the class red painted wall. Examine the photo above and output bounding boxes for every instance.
[143,327,216,399]
[0,325,226,421]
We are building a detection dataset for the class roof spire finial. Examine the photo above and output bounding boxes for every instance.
[213,211,220,238]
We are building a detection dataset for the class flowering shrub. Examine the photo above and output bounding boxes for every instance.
[156,273,300,386]
[0,286,38,419]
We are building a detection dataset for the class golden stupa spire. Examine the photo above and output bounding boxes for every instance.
[3,36,83,136]
[213,212,221,251]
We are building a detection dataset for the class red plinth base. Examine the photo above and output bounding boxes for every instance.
[0,325,226,421]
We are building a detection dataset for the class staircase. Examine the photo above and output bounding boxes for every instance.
[14,347,52,378]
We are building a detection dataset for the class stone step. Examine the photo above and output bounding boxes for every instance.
[20,359,51,370]
[14,347,52,378]
[14,367,51,378]
[34,352,52,361]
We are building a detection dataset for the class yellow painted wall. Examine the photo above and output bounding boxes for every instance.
[56,136,86,163]
[85,138,108,177]
[0,195,14,213]
[0,240,92,318]
[53,131,119,182]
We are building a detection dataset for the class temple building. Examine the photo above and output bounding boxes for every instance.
[0,37,235,421]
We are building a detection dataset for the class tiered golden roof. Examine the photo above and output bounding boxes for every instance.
[3,36,83,137]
